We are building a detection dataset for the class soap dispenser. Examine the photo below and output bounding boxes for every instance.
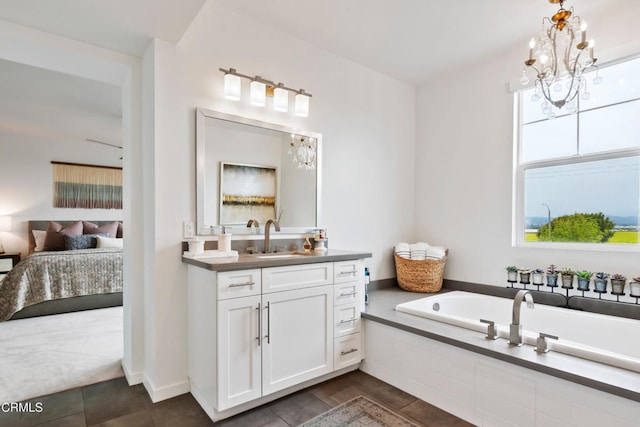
[217,226,232,252]
[303,237,312,252]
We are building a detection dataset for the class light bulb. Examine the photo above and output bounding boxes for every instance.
[529,38,536,49]
[250,80,266,107]
[224,73,241,101]
[580,20,588,32]
[273,85,288,112]
[295,91,310,117]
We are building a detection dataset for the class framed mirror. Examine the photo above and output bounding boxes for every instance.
[196,108,321,235]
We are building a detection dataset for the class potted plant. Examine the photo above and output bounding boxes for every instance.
[610,274,626,295]
[575,270,592,291]
[546,264,559,287]
[593,272,609,293]
[519,268,531,284]
[560,267,574,289]
[531,268,544,285]
[506,266,518,282]
[630,277,640,298]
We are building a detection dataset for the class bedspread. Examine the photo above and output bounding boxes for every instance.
[0,248,123,321]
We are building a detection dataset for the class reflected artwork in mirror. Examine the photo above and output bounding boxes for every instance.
[196,108,321,235]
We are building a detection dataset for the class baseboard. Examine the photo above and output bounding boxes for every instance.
[121,361,143,385]
[143,375,191,403]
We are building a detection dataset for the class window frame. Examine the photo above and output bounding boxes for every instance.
[512,58,640,252]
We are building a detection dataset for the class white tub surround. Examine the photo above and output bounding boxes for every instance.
[361,288,640,426]
[396,291,640,373]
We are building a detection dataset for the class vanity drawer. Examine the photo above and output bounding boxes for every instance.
[217,269,262,300]
[334,281,362,306]
[262,262,333,293]
[334,303,361,338]
[333,260,363,284]
[334,333,362,370]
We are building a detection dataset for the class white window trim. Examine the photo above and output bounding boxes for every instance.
[512,95,640,252]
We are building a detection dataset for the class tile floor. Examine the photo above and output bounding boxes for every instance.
[1,370,473,426]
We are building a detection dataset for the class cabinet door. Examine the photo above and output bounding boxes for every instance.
[217,295,262,411]
[262,285,333,395]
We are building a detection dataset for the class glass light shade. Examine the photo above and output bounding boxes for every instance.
[223,73,241,101]
[295,93,310,117]
[273,87,288,112]
[250,80,266,107]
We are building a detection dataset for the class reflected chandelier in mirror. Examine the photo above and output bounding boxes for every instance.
[195,108,321,236]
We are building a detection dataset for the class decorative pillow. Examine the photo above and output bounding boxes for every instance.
[32,230,47,252]
[64,233,108,250]
[44,221,83,251]
[96,236,123,249]
[82,221,119,238]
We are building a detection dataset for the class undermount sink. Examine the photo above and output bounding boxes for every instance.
[254,252,313,259]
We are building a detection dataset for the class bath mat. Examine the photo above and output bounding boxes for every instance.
[299,395,420,427]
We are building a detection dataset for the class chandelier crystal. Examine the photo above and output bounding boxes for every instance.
[288,134,316,170]
[521,0,600,116]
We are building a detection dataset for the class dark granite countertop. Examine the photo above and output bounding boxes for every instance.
[363,286,640,403]
[182,249,372,272]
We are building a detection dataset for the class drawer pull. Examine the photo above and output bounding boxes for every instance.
[229,281,256,288]
[339,318,358,324]
[338,270,357,276]
[340,292,357,297]
[340,348,358,356]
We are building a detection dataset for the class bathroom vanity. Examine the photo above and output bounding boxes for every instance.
[184,249,371,421]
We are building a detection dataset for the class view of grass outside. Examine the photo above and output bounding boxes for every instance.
[525,230,639,243]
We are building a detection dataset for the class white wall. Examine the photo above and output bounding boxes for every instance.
[143,0,415,399]
[415,4,640,287]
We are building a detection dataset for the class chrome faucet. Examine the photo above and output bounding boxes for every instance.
[509,290,534,346]
[246,219,260,231]
[264,219,280,253]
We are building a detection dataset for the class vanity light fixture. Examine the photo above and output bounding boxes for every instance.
[223,69,242,101]
[250,78,266,106]
[520,0,600,117]
[220,67,312,116]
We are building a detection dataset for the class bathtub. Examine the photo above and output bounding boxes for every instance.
[395,291,640,373]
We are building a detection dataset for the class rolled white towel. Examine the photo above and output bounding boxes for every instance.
[426,246,446,260]
[395,243,411,259]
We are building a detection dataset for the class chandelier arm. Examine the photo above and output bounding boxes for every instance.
[548,26,559,78]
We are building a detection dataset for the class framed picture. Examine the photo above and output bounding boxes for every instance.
[219,162,277,225]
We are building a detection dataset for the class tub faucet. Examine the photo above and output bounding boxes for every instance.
[509,290,534,347]
[264,219,280,253]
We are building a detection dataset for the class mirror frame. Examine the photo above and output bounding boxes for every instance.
[196,107,322,236]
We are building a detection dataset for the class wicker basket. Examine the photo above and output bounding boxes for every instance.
[394,250,448,293]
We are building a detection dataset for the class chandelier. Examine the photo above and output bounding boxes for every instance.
[520,0,600,116]
[288,134,316,170]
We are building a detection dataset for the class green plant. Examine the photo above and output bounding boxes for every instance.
[611,273,626,281]
[531,268,544,274]
[595,272,609,280]
[537,212,615,243]
[546,264,559,274]
[575,270,592,279]
[505,266,518,273]
[560,267,574,276]
[633,277,640,284]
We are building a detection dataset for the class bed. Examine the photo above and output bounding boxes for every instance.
[0,220,123,320]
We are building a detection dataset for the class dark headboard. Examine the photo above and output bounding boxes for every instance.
[28,220,122,253]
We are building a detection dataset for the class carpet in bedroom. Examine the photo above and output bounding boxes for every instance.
[0,306,123,403]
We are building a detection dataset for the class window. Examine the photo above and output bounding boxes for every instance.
[514,56,640,250]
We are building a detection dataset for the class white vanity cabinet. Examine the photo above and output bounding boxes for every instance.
[332,259,365,370]
[187,258,366,421]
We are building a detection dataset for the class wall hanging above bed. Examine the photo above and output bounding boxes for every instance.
[52,161,122,209]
